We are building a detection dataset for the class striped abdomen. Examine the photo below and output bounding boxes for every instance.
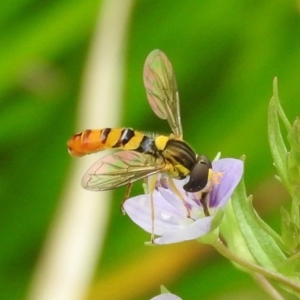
[67,127,155,157]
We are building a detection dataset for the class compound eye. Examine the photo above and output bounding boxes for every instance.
[183,155,212,193]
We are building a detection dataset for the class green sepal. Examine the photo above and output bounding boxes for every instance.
[210,207,224,232]
[160,285,170,294]
[230,173,287,273]
[197,228,219,245]
[197,208,223,245]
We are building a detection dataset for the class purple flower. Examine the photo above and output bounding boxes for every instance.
[123,158,243,244]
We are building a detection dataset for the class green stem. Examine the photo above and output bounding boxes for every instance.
[212,238,300,294]
[251,273,284,300]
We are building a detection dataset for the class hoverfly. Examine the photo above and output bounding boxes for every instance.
[67,50,213,218]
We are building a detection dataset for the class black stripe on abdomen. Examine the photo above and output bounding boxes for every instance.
[113,128,135,147]
[101,128,111,143]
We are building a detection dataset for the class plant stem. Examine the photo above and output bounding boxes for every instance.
[212,238,300,294]
[252,273,284,300]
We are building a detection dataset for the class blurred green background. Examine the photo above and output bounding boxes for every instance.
[1,0,300,299]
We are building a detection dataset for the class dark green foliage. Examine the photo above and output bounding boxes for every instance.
[2,0,300,299]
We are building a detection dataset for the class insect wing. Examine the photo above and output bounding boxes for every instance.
[82,151,163,191]
[143,49,183,138]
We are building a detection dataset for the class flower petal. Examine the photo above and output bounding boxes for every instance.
[209,159,243,208]
[154,216,213,244]
[151,293,182,300]
[124,192,191,236]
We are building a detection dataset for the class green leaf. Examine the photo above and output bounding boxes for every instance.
[287,117,300,162]
[221,200,256,265]
[231,175,287,273]
[277,254,300,277]
[291,200,300,229]
[268,78,300,204]
[268,78,290,192]
[272,78,291,133]
[287,118,300,201]
[247,202,288,254]
[281,207,299,251]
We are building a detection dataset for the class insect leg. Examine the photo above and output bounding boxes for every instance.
[168,178,191,218]
[120,182,133,214]
[200,192,210,216]
[193,190,210,217]
[193,168,224,217]
[148,174,158,243]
